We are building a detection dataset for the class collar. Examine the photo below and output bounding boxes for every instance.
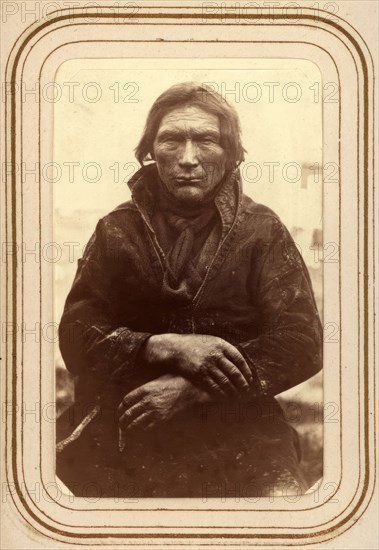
[128,163,243,237]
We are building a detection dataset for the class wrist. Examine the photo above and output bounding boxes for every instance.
[142,333,178,366]
[177,376,211,406]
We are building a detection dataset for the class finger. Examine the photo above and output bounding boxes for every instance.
[218,357,251,393]
[202,374,229,399]
[123,411,154,433]
[117,387,145,416]
[207,366,239,398]
[118,401,145,425]
[223,344,253,385]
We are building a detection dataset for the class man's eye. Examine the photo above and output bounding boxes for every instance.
[200,138,218,146]
[162,139,179,145]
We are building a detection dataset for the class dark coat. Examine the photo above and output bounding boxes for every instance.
[57,164,322,497]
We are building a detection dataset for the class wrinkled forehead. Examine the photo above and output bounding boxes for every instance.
[156,105,221,136]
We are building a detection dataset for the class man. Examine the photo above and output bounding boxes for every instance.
[57,82,322,499]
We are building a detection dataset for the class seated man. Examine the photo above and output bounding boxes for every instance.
[57,82,322,499]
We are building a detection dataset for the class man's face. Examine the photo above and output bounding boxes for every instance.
[153,105,227,206]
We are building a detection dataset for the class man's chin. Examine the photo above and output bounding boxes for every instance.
[172,186,206,205]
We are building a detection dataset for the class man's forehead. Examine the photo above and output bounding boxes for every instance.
[157,105,220,133]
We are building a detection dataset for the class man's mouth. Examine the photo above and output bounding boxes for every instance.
[175,177,202,184]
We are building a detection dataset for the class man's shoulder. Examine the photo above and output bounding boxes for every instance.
[109,199,137,214]
[99,200,138,225]
[241,194,282,223]
[239,194,293,243]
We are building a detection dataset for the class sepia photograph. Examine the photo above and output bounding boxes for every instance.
[2,2,377,548]
[54,59,324,499]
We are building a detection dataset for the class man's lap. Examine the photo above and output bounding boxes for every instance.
[57,400,308,498]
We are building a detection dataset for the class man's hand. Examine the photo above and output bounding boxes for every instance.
[142,333,253,398]
[117,374,209,433]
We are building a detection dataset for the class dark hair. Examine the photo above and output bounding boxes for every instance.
[135,82,246,169]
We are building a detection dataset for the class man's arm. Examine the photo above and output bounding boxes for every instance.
[237,217,323,397]
[59,218,251,400]
[58,218,152,392]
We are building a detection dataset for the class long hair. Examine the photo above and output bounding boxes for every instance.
[135,82,246,169]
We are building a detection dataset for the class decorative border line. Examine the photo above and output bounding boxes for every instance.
[36,36,340,515]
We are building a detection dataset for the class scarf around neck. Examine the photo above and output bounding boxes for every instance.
[129,163,241,304]
[152,176,225,303]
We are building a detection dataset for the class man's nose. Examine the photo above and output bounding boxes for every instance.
[179,140,199,167]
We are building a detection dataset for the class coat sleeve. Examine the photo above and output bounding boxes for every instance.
[58,218,152,392]
[237,216,323,398]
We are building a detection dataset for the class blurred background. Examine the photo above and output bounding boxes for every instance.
[54,59,323,488]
